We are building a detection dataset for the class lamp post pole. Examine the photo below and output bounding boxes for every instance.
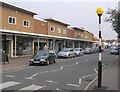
[96,8,104,88]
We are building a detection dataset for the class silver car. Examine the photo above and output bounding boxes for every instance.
[84,48,92,54]
[58,48,75,58]
[74,48,84,56]
[110,46,119,55]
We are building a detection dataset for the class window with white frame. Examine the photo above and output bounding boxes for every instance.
[57,28,61,33]
[74,32,77,37]
[81,34,84,38]
[50,26,55,32]
[8,16,16,25]
[63,29,66,34]
[78,33,81,37]
[23,20,30,27]
[84,34,88,38]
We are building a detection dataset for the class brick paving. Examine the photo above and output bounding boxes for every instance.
[1,56,32,71]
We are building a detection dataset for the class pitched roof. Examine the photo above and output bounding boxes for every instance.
[44,18,70,26]
[1,1,37,15]
[71,27,85,32]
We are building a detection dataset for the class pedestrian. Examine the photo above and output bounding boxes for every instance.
[58,46,61,52]
[43,44,48,50]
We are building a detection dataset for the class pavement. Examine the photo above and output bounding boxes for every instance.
[85,54,119,91]
[1,56,31,71]
[1,54,119,91]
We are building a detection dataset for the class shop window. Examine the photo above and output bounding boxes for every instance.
[8,16,16,25]
[50,26,55,32]
[23,20,30,27]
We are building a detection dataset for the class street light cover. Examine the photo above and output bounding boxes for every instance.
[96,8,104,15]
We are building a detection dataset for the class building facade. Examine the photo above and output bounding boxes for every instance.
[0,1,96,57]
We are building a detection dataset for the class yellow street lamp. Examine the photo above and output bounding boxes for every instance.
[96,8,104,15]
[96,7,104,88]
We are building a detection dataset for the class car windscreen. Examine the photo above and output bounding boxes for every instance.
[36,50,49,56]
[62,49,70,52]
[111,47,118,50]
[75,49,80,51]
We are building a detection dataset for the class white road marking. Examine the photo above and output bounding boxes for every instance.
[25,73,38,80]
[76,62,79,65]
[5,75,15,78]
[46,80,57,84]
[79,78,81,85]
[85,59,88,62]
[84,56,118,91]
[60,66,63,70]
[19,84,46,90]
[0,81,20,90]
[40,71,49,73]
[49,70,59,72]
[56,88,61,90]
[81,73,96,79]
[94,68,98,74]
[67,84,80,87]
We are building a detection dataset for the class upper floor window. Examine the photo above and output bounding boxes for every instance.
[78,33,81,37]
[57,28,61,33]
[74,32,77,37]
[23,20,30,27]
[8,16,16,25]
[84,34,88,38]
[81,34,84,38]
[50,26,55,32]
[63,29,66,34]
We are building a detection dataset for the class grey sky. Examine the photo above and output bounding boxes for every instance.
[3,0,119,40]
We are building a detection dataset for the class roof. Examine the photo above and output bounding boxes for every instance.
[1,1,37,15]
[44,18,70,26]
[34,18,47,23]
[93,36,99,41]
[71,27,85,32]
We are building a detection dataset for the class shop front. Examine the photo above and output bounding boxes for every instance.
[13,35,33,57]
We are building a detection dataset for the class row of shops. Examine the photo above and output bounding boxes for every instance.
[1,30,94,58]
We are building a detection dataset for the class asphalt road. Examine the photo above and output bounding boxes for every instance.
[1,49,118,91]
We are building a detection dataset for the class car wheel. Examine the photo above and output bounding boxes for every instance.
[29,63,32,66]
[46,60,50,65]
[68,54,70,58]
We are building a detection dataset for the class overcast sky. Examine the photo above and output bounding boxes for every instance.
[3,0,119,40]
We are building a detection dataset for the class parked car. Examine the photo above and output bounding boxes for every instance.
[29,50,56,65]
[74,48,84,56]
[84,48,92,54]
[110,46,119,55]
[58,48,75,58]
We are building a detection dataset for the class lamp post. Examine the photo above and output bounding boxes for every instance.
[96,8,104,88]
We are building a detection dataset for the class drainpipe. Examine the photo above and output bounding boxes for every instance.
[37,37,39,51]
[14,34,17,57]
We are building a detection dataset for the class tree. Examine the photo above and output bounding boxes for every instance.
[105,8,120,39]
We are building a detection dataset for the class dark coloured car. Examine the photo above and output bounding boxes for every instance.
[29,50,56,65]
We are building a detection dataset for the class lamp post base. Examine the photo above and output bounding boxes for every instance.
[98,61,102,88]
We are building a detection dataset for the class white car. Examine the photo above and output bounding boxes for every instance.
[74,48,84,56]
[58,48,75,58]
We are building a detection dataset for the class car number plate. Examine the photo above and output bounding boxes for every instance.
[34,61,40,63]
[41,59,45,61]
